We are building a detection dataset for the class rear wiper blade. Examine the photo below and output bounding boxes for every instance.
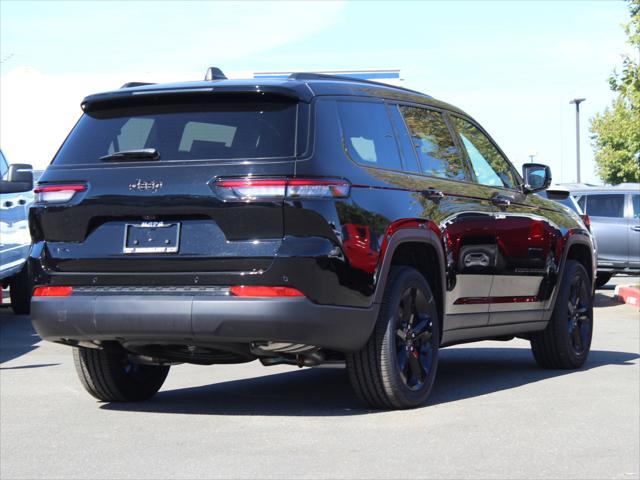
[100,148,160,162]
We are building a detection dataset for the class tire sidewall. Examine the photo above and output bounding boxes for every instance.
[380,268,440,407]
[552,261,593,367]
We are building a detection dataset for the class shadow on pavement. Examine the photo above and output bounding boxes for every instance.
[0,309,40,364]
[594,293,624,308]
[101,347,639,417]
[0,363,60,370]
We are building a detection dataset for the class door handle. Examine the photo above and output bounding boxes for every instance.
[491,194,513,207]
[632,226,640,232]
[421,189,444,201]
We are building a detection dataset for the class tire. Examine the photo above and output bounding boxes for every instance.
[9,265,32,315]
[73,347,170,402]
[594,272,612,289]
[530,260,593,369]
[346,266,440,409]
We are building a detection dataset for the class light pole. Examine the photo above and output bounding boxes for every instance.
[528,151,537,164]
[569,98,586,183]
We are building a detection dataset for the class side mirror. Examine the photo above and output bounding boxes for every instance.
[0,163,33,194]
[522,163,551,193]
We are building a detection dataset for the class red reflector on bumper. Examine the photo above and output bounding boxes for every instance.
[230,286,304,297]
[33,286,73,297]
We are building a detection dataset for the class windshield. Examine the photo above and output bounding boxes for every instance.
[53,97,299,165]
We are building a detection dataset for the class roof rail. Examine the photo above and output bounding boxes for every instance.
[288,72,428,97]
[205,67,227,81]
[120,82,155,89]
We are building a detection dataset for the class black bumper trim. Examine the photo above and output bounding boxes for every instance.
[31,295,378,352]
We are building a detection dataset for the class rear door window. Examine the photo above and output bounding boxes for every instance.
[337,101,402,171]
[585,194,625,218]
[388,105,421,173]
[400,106,468,180]
[54,97,299,165]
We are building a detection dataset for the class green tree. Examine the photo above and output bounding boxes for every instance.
[590,0,640,184]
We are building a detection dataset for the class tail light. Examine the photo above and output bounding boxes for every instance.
[581,214,591,232]
[33,286,73,297]
[213,178,350,201]
[34,184,86,203]
[230,286,304,297]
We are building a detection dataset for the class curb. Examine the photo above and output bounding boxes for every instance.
[614,285,640,308]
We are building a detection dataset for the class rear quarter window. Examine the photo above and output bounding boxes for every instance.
[336,100,403,171]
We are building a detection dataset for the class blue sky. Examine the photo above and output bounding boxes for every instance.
[0,0,632,183]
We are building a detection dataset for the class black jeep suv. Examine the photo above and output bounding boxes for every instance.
[30,70,596,409]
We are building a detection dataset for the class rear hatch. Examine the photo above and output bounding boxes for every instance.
[31,90,308,276]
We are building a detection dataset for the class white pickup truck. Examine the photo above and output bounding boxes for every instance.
[0,149,34,314]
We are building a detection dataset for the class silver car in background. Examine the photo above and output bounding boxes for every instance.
[567,183,640,288]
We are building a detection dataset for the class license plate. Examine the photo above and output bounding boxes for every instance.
[123,222,180,254]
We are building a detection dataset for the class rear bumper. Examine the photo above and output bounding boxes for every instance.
[31,293,378,352]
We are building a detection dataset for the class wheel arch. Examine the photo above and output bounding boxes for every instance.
[544,232,596,317]
[374,226,447,343]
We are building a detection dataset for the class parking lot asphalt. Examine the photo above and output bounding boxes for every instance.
[1,277,639,480]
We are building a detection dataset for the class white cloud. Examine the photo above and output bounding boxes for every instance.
[0,0,345,169]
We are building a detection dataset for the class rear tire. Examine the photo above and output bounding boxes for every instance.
[9,265,32,315]
[530,260,593,369]
[73,347,170,402]
[346,266,440,409]
[594,272,612,289]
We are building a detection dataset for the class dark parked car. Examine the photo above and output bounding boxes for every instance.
[570,184,639,288]
[30,70,596,409]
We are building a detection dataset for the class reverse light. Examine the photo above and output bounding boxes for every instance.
[34,184,86,203]
[33,286,73,297]
[230,286,304,297]
[214,178,350,201]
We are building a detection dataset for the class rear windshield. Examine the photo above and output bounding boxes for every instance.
[54,96,299,165]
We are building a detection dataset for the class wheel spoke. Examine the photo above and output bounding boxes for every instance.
[577,314,590,323]
[567,300,575,316]
[416,330,432,343]
[396,329,407,341]
[419,344,432,373]
[412,314,430,335]
[572,325,583,352]
[401,291,413,324]
[397,349,408,374]
[408,353,423,383]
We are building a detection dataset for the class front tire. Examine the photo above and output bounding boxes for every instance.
[9,265,32,315]
[73,347,170,402]
[530,260,593,369]
[346,266,440,409]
